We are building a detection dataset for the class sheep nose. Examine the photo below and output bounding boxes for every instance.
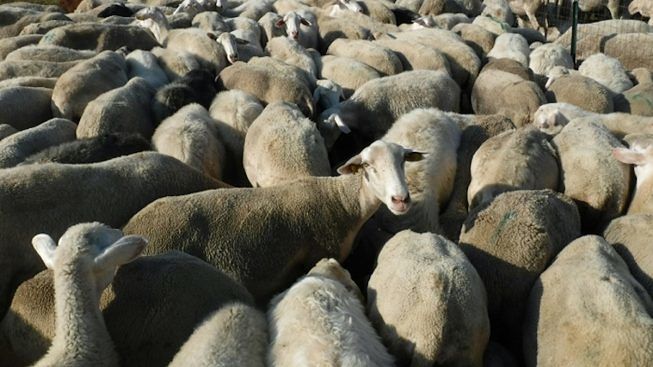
[291,31,298,38]
[392,195,410,205]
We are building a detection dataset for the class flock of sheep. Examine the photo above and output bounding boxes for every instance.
[0,0,652,365]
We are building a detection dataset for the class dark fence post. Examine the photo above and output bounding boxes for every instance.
[571,0,579,67]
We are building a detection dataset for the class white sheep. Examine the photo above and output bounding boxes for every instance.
[328,0,365,16]
[532,102,597,135]
[528,43,574,81]
[152,103,226,181]
[0,118,77,168]
[367,230,490,366]
[578,0,621,19]
[487,32,530,67]
[124,140,424,303]
[125,49,169,90]
[266,36,318,85]
[629,0,653,25]
[374,108,461,234]
[274,10,318,49]
[0,85,53,130]
[327,38,404,76]
[467,126,559,209]
[169,303,267,367]
[579,53,633,94]
[481,0,514,25]
[243,102,330,187]
[612,134,653,215]
[31,223,147,367]
[508,0,543,29]
[173,0,219,18]
[268,258,394,367]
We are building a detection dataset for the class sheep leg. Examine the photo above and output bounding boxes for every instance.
[526,8,541,30]
[607,0,619,19]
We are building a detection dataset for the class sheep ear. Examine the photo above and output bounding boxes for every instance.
[613,147,646,165]
[337,154,363,175]
[404,149,425,162]
[300,17,312,26]
[206,32,218,40]
[329,114,351,134]
[275,19,285,28]
[32,234,57,270]
[94,235,148,270]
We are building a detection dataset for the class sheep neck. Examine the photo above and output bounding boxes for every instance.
[45,265,115,365]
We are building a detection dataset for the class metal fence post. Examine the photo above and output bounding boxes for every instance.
[571,0,579,67]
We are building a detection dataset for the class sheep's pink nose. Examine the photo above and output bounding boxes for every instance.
[392,195,410,205]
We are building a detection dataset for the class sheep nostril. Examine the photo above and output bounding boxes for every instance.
[391,195,409,204]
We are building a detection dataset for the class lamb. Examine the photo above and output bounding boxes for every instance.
[0,152,224,321]
[552,119,631,233]
[458,189,581,356]
[467,126,559,209]
[124,49,169,90]
[0,59,79,81]
[523,235,653,367]
[326,70,461,146]
[243,102,330,187]
[579,53,633,94]
[486,32,530,67]
[51,50,128,122]
[612,134,653,215]
[0,118,76,168]
[123,140,423,303]
[4,44,96,62]
[528,43,573,86]
[0,86,53,130]
[217,58,314,117]
[604,214,653,297]
[20,133,151,165]
[532,102,597,136]
[367,230,490,366]
[0,124,17,141]
[38,22,158,52]
[258,11,286,45]
[152,103,226,181]
[2,251,255,367]
[629,0,653,25]
[152,69,218,124]
[318,55,381,98]
[374,108,461,234]
[326,38,403,76]
[545,72,614,113]
[266,36,318,85]
[30,223,147,367]
[169,303,267,367]
[268,258,394,367]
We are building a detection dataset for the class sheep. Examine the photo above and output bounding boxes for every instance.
[579,53,633,95]
[0,118,76,168]
[508,0,543,30]
[217,58,315,117]
[0,124,17,141]
[0,7,69,38]
[451,22,496,60]
[313,78,344,115]
[19,19,73,35]
[552,119,631,233]
[532,102,597,136]
[487,33,529,67]
[0,59,79,81]
[192,11,229,33]
[439,113,516,241]
[38,23,158,52]
[554,20,652,60]
[51,50,128,122]
[76,77,155,140]
[629,0,653,25]
[471,60,546,127]
[611,134,653,215]
[4,45,96,62]
[604,33,653,71]
[578,0,620,19]
[409,13,470,30]
[153,103,226,181]
[258,11,286,45]
[221,0,274,19]
[615,71,653,117]
[0,34,42,59]
[20,133,151,166]
[523,235,653,367]
[1,251,255,367]
[150,46,202,81]
[367,230,490,366]
[0,76,56,89]
[31,223,147,367]
[468,126,559,209]
[372,37,451,73]
[173,0,217,18]
[314,11,374,53]
[373,108,461,234]
[0,152,224,321]
[326,38,403,76]
[152,69,218,124]
[266,36,318,85]
[0,86,53,130]
[528,43,573,86]
[123,140,423,303]
[481,0,514,25]
[458,189,581,356]
[604,214,653,297]
[124,49,169,90]
[169,303,267,367]
[243,102,330,187]
[326,70,461,147]
[318,55,381,98]
[268,258,394,367]
[545,72,614,113]
[572,114,653,140]
[274,10,318,49]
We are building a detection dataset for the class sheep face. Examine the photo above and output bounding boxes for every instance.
[337,141,424,215]
[275,12,312,42]
[308,258,364,303]
[211,32,242,64]
[32,223,148,296]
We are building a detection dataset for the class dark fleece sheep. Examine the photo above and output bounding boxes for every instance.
[152,69,218,124]
[458,189,581,359]
[20,133,151,165]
